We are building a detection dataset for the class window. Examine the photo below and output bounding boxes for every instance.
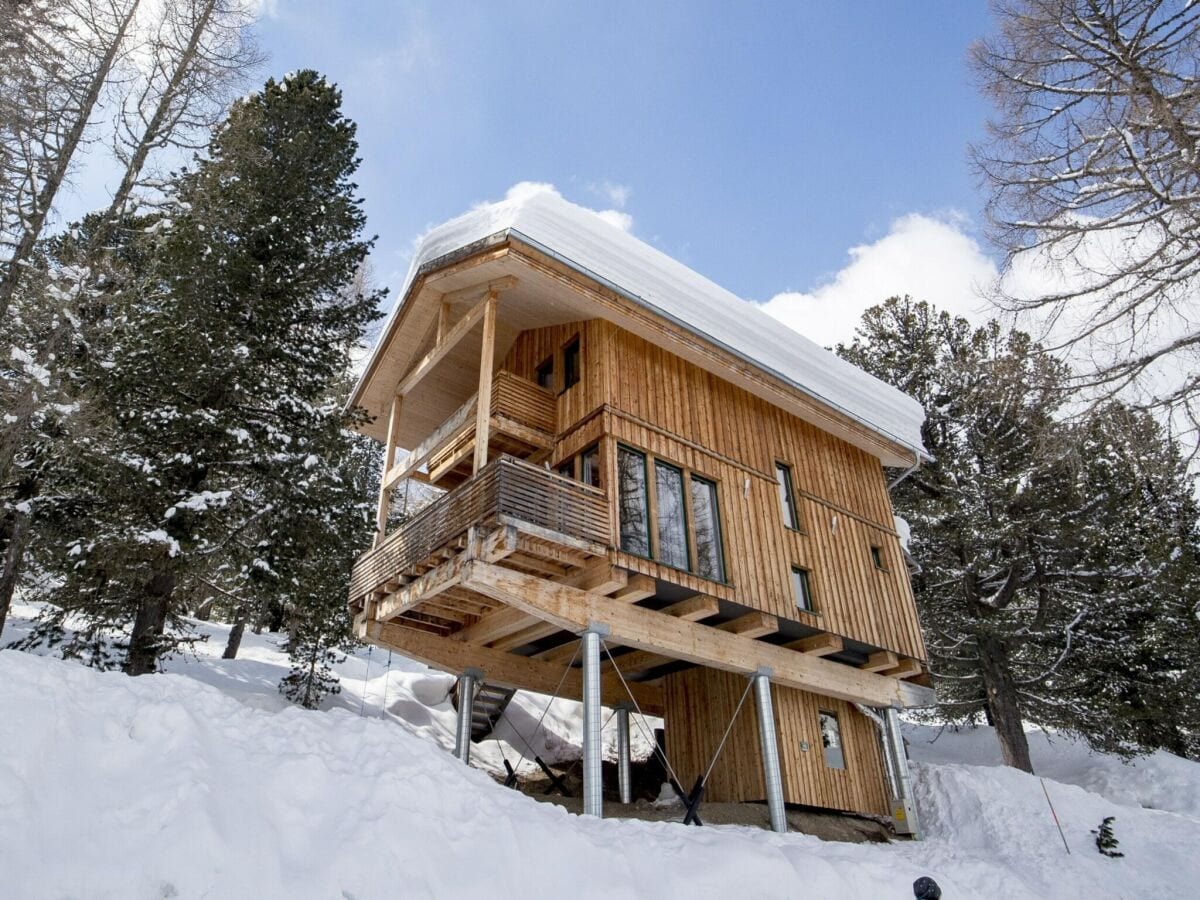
[556,459,575,480]
[535,355,555,391]
[776,462,800,530]
[791,566,813,612]
[818,711,845,769]
[618,446,650,556]
[870,545,885,570]
[616,444,726,582]
[654,460,689,570]
[690,476,725,582]
[562,336,580,391]
[580,445,601,489]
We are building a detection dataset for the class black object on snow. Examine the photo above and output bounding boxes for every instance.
[913,876,942,899]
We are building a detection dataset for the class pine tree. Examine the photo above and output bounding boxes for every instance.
[838,297,1200,769]
[31,71,383,673]
[1092,816,1124,859]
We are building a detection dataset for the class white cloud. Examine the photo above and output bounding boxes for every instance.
[596,181,632,208]
[495,181,633,232]
[761,213,1000,348]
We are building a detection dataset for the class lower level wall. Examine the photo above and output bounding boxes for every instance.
[662,666,891,817]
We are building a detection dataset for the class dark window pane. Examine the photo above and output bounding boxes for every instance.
[819,711,845,769]
[618,447,650,556]
[563,337,580,390]
[535,356,554,391]
[870,545,884,570]
[776,462,799,530]
[557,458,575,480]
[791,566,812,611]
[654,461,688,569]
[690,476,724,582]
[581,445,601,488]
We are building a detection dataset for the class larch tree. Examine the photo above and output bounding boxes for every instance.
[972,0,1200,442]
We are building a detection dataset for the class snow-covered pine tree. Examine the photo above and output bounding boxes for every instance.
[838,297,1200,770]
[33,71,382,674]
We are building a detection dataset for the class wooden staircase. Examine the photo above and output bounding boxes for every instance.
[453,680,518,743]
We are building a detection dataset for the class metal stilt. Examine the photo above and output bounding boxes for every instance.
[616,702,633,804]
[581,627,606,817]
[454,668,483,764]
[752,668,787,833]
[883,706,921,837]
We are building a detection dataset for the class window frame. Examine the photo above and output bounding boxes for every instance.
[818,710,846,770]
[653,458,690,571]
[790,565,814,612]
[870,544,887,571]
[617,444,652,558]
[614,442,728,584]
[689,474,726,583]
[776,461,801,531]
[561,335,581,393]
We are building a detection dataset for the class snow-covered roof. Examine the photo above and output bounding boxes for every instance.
[364,188,927,459]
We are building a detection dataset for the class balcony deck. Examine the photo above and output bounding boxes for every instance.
[351,454,611,637]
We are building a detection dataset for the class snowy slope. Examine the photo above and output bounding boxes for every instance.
[4,605,1200,900]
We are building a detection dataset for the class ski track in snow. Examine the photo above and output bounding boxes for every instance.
[3,603,1199,899]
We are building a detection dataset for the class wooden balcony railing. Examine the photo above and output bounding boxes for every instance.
[350,454,610,604]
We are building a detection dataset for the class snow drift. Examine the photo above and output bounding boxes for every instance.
[4,623,1200,899]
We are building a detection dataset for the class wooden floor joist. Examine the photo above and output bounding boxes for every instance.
[461,560,934,708]
[785,633,844,656]
[365,620,664,715]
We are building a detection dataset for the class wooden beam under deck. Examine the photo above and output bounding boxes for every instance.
[364,620,665,716]
[461,561,934,708]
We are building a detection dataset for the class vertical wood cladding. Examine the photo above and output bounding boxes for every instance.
[663,666,891,815]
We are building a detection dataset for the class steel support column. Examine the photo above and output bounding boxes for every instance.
[752,668,788,833]
[883,706,921,837]
[454,668,483,764]
[581,626,607,817]
[616,702,633,805]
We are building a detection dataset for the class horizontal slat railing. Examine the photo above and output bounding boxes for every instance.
[350,455,609,602]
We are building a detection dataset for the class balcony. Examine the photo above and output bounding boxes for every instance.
[388,370,557,491]
[350,454,611,618]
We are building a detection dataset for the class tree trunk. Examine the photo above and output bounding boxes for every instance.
[125,563,174,676]
[223,605,247,659]
[0,507,31,638]
[977,631,1033,773]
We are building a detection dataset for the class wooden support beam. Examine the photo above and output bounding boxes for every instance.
[861,650,900,673]
[374,393,403,543]
[882,657,924,679]
[480,525,519,563]
[365,620,664,715]
[611,573,656,604]
[559,560,627,595]
[716,611,779,639]
[472,291,498,473]
[461,561,934,708]
[660,594,720,621]
[785,633,844,657]
[397,294,491,397]
[376,554,465,623]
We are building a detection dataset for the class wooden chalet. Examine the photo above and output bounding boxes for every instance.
[347,189,933,834]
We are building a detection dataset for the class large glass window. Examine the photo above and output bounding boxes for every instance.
[690,476,725,582]
[776,461,800,530]
[819,711,845,769]
[618,446,650,556]
[562,336,580,391]
[654,461,689,570]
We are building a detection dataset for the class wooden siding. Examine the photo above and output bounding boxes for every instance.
[501,319,925,661]
[663,666,891,816]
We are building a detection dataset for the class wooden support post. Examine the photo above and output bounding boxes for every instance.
[472,291,498,474]
[374,393,402,545]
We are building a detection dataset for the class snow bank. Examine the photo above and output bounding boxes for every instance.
[4,604,1200,899]
[363,185,927,457]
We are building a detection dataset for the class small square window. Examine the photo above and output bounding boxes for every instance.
[535,356,555,391]
[791,566,813,612]
[870,545,885,570]
[819,711,845,769]
[562,337,580,391]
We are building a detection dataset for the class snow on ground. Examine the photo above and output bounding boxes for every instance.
[4,602,1200,899]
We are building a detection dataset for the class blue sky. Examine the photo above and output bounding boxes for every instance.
[249,1,999,334]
